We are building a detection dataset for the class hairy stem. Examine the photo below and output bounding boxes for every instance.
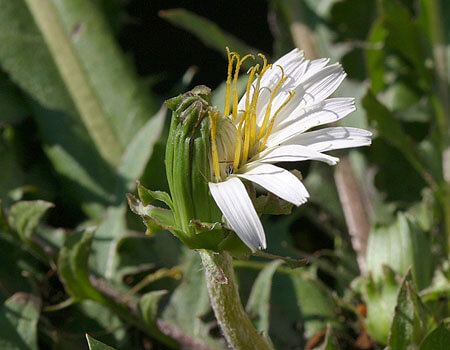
[199,250,272,350]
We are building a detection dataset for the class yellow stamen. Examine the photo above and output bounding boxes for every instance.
[208,111,221,181]
[259,91,296,152]
[232,54,254,122]
[245,65,259,109]
[233,128,243,169]
[242,111,251,162]
[257,66,287,140]
[224,47,235,116]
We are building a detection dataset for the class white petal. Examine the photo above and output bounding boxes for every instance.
[267,98,356,146]
[292,63,346,110]
[281,127,372,152]
[238,49,305,113]
[255,144,339,165]
[236,163,309,206]
[209,178,266,251]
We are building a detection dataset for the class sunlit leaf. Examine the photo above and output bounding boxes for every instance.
[0,293,41,350]
[8,200,53,243]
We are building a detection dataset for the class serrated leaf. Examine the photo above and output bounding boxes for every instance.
[8,200,54,242]
[0,293,41,350]
[246,260,283,334]
[86,334,116,350]
[419,324,450,350]
[58,228,104,302]
[388,269,415,350]
[160,9,260,64]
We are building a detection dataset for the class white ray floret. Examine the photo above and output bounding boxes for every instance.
[208,48,372,251]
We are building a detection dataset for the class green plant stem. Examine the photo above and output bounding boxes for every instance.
[24,0,122,167]
[199,250,272,350]
[427,0,450,253]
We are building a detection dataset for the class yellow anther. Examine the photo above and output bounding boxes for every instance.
[224,47,235,117]
[259,91,296,152]
[232,54,254,122]
[208,111,221,181]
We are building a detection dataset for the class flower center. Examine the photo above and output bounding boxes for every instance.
[209,49,296,182]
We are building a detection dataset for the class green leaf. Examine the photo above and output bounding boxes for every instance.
[364,266,399,344]
[0,293,41,350]
[138,290,177,347]
[388,269,415,350]
[366,19,388,94]
[86,334,116,350]
[8,200,54,242]
[127,194,175,235]
[89,205,127,279]
[0,0,160,211]
[115,106,167,200]
[0,75,28,126]
[137,181,173,210]
[58,228,105,302]
[246,260,283,334]
[366,213,434,290]
[381,0,430,83]
[160,9,260,63]
[291,270,338,338]
[420,324,450,350]
[162,250,224,348]
[362,91,429,180]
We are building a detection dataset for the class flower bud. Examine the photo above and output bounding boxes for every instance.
[165,86,231,249]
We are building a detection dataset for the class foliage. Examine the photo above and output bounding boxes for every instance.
[0,0,449,349]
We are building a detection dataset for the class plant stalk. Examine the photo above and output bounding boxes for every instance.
[199,250,272,350]
[427,0,450,253]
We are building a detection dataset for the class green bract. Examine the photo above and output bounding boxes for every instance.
[128,86,248,253]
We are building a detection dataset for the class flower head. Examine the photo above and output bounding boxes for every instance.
[207,48,372,251]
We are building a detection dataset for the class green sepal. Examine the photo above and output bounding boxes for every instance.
[127,194,175,235]
[136,181,174,210]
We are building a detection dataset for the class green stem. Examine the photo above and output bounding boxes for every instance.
[427,0,450,253]
[199,250,272,350]
[24,0,122,167]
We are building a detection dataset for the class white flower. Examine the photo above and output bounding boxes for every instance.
[208,48,372,251]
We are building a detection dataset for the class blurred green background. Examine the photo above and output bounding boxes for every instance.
[0,0,449,349]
